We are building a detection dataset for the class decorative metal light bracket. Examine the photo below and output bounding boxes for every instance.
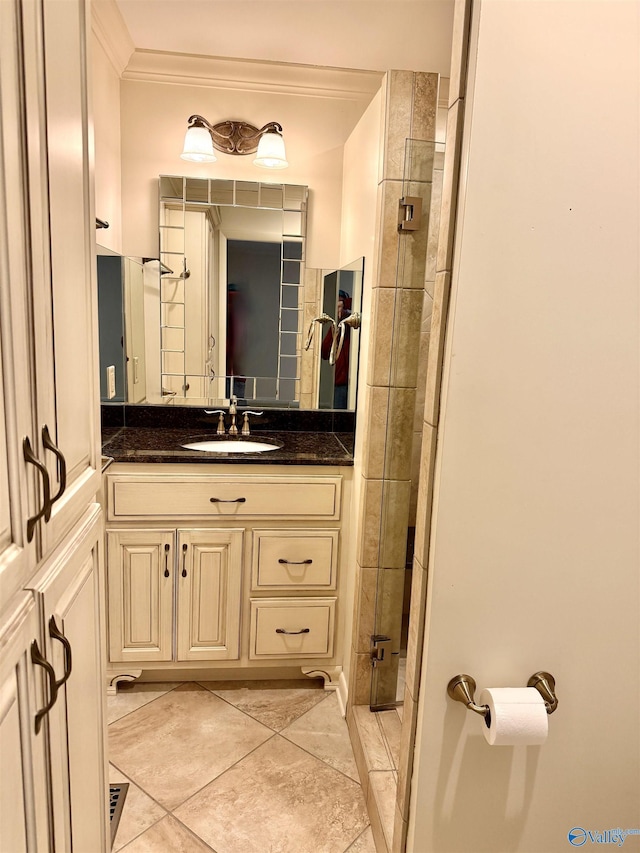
[186,115,283,156]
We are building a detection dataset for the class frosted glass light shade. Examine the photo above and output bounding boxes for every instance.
[253,131,288,169]
[180,126,217,163]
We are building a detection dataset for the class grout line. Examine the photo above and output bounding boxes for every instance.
[107,682,185,727]
[110,687,368,848]
[375,711,399,771]
[109,762,167,852]
[343,824,374,853]
[169,730,280,812]
[167,814,220,853]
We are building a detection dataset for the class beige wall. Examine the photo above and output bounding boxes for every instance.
[119,77,374,267]
[409,2,639,850]
[91,34,122,253]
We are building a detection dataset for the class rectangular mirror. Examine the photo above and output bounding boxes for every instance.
[97,177,363,410]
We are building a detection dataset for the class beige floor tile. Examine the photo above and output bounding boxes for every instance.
[377,709,402,769]
[369,771,397,852]
[109,683,273,810]
[346,825,378,853]
[175,735,369,853]
[119,815,213,852]
[201,680,326,731]
[108,765,166,852]
[107,682,182,724]
[352,704,395,771]
[281,692,359,781]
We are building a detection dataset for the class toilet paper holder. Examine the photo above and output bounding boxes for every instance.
[447,671,558,716]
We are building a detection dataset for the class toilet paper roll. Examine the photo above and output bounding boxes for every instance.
[478,687,548,746]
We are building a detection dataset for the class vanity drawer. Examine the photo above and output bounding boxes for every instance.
[249,598,335,659]
[252,530,338,590]
[107,475,341,520]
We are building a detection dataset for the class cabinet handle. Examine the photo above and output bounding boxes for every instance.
[164,543,170,578]
[181,543,187,577]
[31,640,58,734]
[278,559,313,565]
[275,628,310,635]
[48,616,72,689]
[209,497,246,504]
[23,436,51,541]
[41,425,67,508]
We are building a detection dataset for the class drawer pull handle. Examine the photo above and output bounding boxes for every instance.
[276,628,310,635]
[164,543,170,578]
[31,640,58,734]
[41,425,67,508]
[209,497,247,503]
[278,558,313,565]
[181,543,187,577]
[23,436,52,541]
[48,616,72,689]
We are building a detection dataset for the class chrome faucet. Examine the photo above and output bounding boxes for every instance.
[204,395,239,435]
[228,395,238,435]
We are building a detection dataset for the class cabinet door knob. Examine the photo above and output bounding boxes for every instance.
[41,424,67,507]
[181,543,188,577]
[164,543,170,578]
[48,616,72,689]
[31,640,58,734]
[23,436,51,541]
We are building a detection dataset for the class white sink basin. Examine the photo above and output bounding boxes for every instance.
[181,438,281,454]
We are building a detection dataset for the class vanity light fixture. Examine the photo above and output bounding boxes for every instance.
[180,115,288,169]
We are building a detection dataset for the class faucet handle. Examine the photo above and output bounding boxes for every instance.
[204,409,226,435]
[241,411,264,436]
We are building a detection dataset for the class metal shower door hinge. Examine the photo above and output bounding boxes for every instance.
[398,196,422,232]
[371,635,392,668]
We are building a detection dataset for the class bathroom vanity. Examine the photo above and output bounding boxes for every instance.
[101,422,354,692]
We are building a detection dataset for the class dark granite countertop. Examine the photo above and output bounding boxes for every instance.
[101,427,354,466]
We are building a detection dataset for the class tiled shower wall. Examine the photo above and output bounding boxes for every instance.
[345,11,471,846]
[347,70,439,708]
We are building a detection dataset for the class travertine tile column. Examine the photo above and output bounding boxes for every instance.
[348,71,438,715]
[393,2,472,851]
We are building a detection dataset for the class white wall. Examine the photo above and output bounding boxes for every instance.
[117,0,455,77]
[91,34,122,253]
[409,2,639,851]
[119,78,373,267]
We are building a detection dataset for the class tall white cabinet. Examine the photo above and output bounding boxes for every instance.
[0,0,106,850]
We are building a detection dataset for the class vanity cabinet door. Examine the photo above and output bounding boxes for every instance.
[0,594,50,853]
[176,529,243,661]
[107,530,175,663]
[0,0,41,611]
[26,0,101,557]
[28,506,107,853]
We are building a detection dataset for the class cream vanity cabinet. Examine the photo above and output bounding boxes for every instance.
[104,464,351,685]
[0,0,107,850]
[107,528,243,662]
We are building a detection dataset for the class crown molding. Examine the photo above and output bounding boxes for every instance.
[121,50,384,102]
[91,0,135,76]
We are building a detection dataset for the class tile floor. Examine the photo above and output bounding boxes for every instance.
[108,680,377,853]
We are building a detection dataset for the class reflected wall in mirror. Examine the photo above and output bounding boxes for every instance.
[159,176,308,407]
[97,248,148,403]
[97,177,363,410]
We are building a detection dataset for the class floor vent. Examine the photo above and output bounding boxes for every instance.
[109,783,129,848]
